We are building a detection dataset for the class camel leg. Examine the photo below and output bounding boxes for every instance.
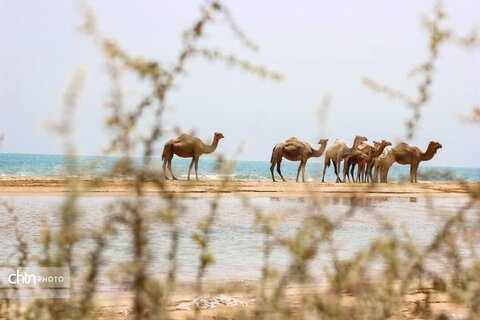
[333,160,339,182]
[343,160,349,183]
[296,162,302,182]
[373,164,379,183]
[334,160,342,183]
[194,156,199,181]
[322,160,329,182]
[409,165,414,183]
[163,159,170,180]
[383,166,390,183]
[412,163,419,183]
[187,158,195,180]
[379,164,384,182]
[346,162,354,183]
[356,164,362,183]
[301,161,307,182]
[277,160,286,182]
[361,163,366,183]
[351,163,356,183]
[368,163,374,182]
[168,159,177,180]
[270,160,277,182]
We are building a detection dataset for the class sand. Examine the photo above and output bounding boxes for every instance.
[0,176,477,197]
[84,282,469,319]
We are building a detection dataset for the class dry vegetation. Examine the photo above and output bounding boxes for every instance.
[1,1,479,319]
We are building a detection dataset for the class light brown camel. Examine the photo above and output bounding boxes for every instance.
[162,132,224,180]
[376,141,442,183]
[359,139,392,183]
[342,146,371,183]
[321,135,368,183]
[270,137,328,182]
[373,149,391,183]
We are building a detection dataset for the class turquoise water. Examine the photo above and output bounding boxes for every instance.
[0,153,479,182]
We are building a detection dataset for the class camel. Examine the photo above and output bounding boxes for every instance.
[373,149,391,183]
[270,137,328,182]
[162,132,224,180]
[342,147,371,183]
[321,135,368,183]
[375,141,442,183]
[359,139,392,183]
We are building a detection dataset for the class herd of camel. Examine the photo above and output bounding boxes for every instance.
[161,132,442,183]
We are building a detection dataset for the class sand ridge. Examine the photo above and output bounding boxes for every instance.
[0,177,477,197]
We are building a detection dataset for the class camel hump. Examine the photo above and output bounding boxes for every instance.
[285,139,305,148]
[175,133,199,144]
[177,133,193,140]
[395,142,409,148]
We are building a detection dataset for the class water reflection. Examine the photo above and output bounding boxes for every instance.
[0,195,472,291]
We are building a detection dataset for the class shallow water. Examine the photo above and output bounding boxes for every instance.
[1,153,479,182]
[0,195,477,292]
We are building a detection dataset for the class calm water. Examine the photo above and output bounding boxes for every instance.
[0,153,479,182]
[0,195,476,292]
[1,153,478,291]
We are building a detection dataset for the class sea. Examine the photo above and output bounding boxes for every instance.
[0,153,479,182]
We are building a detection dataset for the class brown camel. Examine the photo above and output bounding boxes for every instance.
[342,146,371,183]
[270,137,328,182]
[321,135,368,183]
[359,139,392,183]
[376,141,442,183]
[162,132,224,180]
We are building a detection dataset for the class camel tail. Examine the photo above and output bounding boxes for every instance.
[162,142,172,161]
[270,146,276,164]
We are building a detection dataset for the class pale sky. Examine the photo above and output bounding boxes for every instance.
[1,0,479,167]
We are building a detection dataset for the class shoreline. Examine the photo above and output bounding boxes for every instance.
[0,177,478,197]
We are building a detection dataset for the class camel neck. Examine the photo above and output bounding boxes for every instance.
[420,144,437,161]
[204,137,219,154]
[372,144,388,158]
[351,139,362,151]
[312,143,328,157]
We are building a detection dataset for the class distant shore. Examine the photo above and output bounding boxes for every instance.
[0,177,477,197]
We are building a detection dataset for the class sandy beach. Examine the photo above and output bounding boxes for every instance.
[76,282,470,319]
[0,177,477,197]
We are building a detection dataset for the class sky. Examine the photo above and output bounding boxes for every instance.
[1,0,479,167]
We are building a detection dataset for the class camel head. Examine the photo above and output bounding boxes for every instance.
[317,138,328,145]
[214,132,225,140]
[354,135,368,144]
[429,141,442,150]
[380,139,392,147]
